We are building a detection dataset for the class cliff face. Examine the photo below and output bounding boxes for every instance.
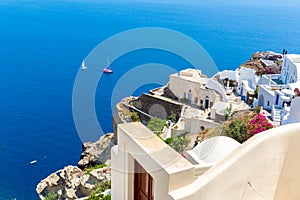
[36,166,111,200]
[36,133,114,200]
[112,96,138,141]
[78,133,115,169]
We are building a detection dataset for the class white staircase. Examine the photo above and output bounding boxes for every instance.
[272,106,282,123]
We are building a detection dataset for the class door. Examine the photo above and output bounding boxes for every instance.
[188,93,192,103]
[275,94,279,105]
[134,160,154,200]
[205,96,209,109]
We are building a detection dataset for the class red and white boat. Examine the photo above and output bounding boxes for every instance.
[102,67,113,73]
[102,56,113,73]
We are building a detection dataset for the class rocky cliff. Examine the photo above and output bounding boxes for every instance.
[36,165,111,200]
[36,133,115,200]
[78,133,115,169]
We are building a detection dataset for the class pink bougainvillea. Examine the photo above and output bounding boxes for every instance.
[224,113,275,143]
[246,113,274,138]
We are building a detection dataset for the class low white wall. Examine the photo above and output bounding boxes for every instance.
[184,118,219,134]
[169,123,300,200]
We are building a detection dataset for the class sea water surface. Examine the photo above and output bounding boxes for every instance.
[0,0,300,199]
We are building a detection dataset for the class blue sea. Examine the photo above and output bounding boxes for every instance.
[0,0,300,199]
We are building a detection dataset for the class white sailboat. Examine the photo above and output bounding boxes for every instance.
[81,59,87,70]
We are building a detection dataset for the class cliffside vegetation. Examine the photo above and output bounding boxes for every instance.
[165,136,189,154]
[44,193,58,200]
[86,181,111,200]
[86,163,107,174]
[147,117,166,134]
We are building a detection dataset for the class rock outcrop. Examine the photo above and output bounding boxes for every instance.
[36,165,111,200]
[78,133,115,169]
[112,96,138,141]
[240,51,282,75]
[36,133,114,199]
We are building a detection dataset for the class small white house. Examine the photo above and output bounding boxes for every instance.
[236,67,260,100]
[168,69,207,104]
[168,69,222,109]
[281,54,300,84]
[257,85,275,110]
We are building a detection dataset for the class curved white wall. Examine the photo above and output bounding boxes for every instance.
[170,123,300,200]
[287,97,300,124]
[206,79,228,102]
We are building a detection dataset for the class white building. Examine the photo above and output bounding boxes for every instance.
[169,69,207,103]
[281,54,300,84]
[256,54,300,123]
[257,85,277,110]
[168,69,221,109]
[236,67,260,100]
[217,67,259,102]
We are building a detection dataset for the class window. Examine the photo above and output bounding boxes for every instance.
[194,97,198,104]
[267,101,270,106]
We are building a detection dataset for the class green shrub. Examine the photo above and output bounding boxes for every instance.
[130,111,140,122]
[166,136,189,154]
[102,194,111,200]
[147,117,166,134]
[86,163,107,174]
[223,119,248,143]
[164,137,174,144]
[87,181,111,200]
[45,192,58,200]
[224,113,274,143]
